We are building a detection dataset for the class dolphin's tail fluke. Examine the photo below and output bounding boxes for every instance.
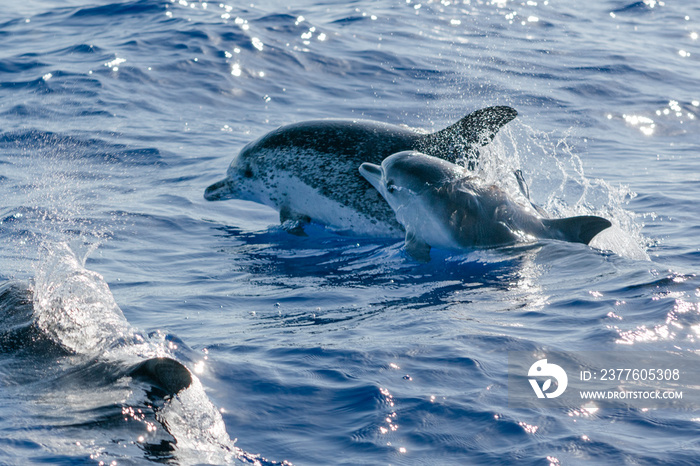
[542,215,612,245]
[420,106,518,166]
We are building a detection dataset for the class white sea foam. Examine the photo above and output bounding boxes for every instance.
[476,123,649,260]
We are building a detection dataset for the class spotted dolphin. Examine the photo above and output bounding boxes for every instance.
[204,106,517,236]
[359,151,612,261]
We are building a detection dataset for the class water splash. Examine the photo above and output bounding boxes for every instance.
[30,241,247,464]
[0,130,133,279]
[33,241,136,355]
[476,122,649,260]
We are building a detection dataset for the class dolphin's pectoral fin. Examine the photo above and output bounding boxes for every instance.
[542,216,612,245]
[282,222,309,236]
[514,169,530,199]
[514,170,548,217]
[280,206,311,236]
[405,229,431,262]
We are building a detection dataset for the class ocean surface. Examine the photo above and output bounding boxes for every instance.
[1,0,699,464]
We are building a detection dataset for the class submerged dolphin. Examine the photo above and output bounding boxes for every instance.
[204,106,517,236]
[359,151,612,261]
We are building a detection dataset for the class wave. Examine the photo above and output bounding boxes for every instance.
[0,129,164,166]
[0,242,284,464]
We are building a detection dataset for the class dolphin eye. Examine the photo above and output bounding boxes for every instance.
[386,180,396,193]
[243,167,253,178]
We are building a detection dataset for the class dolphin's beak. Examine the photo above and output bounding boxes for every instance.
[359,163,383,192]
[204,178,234,201]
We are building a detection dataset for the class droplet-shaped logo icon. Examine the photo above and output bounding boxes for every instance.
[528,359,568,399]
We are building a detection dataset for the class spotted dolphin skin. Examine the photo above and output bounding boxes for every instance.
[204,106,517,236]
[359,151,612,261]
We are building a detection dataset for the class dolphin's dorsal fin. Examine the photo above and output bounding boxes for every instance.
[405,229,432,262]
[128,357,193,396]
[444,106,518,146]
[542,215,612,245]
[419,106,518,167]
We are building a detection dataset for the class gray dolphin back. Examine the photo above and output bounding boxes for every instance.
[247,105,517,165]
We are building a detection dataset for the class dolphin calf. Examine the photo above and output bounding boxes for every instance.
[204,106,517,236]
[359,151,612,261]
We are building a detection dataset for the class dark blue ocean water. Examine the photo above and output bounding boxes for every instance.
[1,0,699,464]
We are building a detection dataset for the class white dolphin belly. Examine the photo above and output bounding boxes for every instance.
[259,173,402,238]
